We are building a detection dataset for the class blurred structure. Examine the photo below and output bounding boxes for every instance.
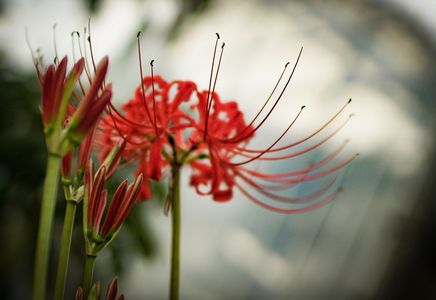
[0,0,435,299]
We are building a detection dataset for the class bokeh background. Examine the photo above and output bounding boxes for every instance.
[1,0,436,299]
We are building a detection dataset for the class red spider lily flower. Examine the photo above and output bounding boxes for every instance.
[97,34,356,213]
[75,278,124,300]
[98,72,355,213]
[97,74,197,200]
[181,39,356,213]
[83,160,143,256]
[189,85,356,212]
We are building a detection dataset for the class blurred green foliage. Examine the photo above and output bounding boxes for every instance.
[0,52,46,298]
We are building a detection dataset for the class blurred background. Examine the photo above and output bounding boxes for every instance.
[1,0,436,299]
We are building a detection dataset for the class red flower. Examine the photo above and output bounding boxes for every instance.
[182,43,356,213]
[97,40,356,213]
[98,72,355,213]
[188,87,356,213]
[97,75,197,200]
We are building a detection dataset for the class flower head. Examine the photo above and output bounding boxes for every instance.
[98,74,197,200]
[97,34,356,213]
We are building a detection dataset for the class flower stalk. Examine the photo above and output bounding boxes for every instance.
[83,254,97,297]
[54,200,78,300]
[33,153,61,300]
[169,163,181,300]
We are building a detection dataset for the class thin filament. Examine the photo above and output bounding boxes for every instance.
[150,59,159,136]
[203,33,220,141]
[136,31,154,128]
[221,47,303,144]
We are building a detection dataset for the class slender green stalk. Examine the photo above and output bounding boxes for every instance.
[54,201,77,300]
[33,154,61,300]
[83,254,96,298]
[169,165,181,300]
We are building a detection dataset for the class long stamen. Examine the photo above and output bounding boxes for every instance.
[206,42,226,116]
[52,23,59,66]
[222,47,303,144]
[25,28,44,82]
[270,99,353,153]
[203,33,220,141]
[236,182,342,214]
[229,105,305,166]
[71,31,86,96]
[71,32,77,62]
[242,154,358,184]
[239,139,348,179]
[136,31,154,128]
[73,30,92,83]
[82,27,93,83]
[231,114,351,163]
[237,171,337,203]
[87,19,97,74]
[150,59,159,136]
[105,102,149,128]
[236,100,353,154]
[107,106,149,146]
[205,41,225,125]
[231,61,290,142]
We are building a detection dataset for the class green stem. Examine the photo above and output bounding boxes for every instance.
[169,165,181,300]
[33,154,61,300]
[54,201,77,300]
[83,254,96,298]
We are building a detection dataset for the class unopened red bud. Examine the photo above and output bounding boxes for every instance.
[61,150,73,179]
[78,128,96,170]
[67,57,111,140]
[100,180,128,237]
[41,65,55,125]
[87,165,106,230]
[106,277,118,300]
[110,173,143,232]
[74,287,84,300]
[103,139,126,180]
